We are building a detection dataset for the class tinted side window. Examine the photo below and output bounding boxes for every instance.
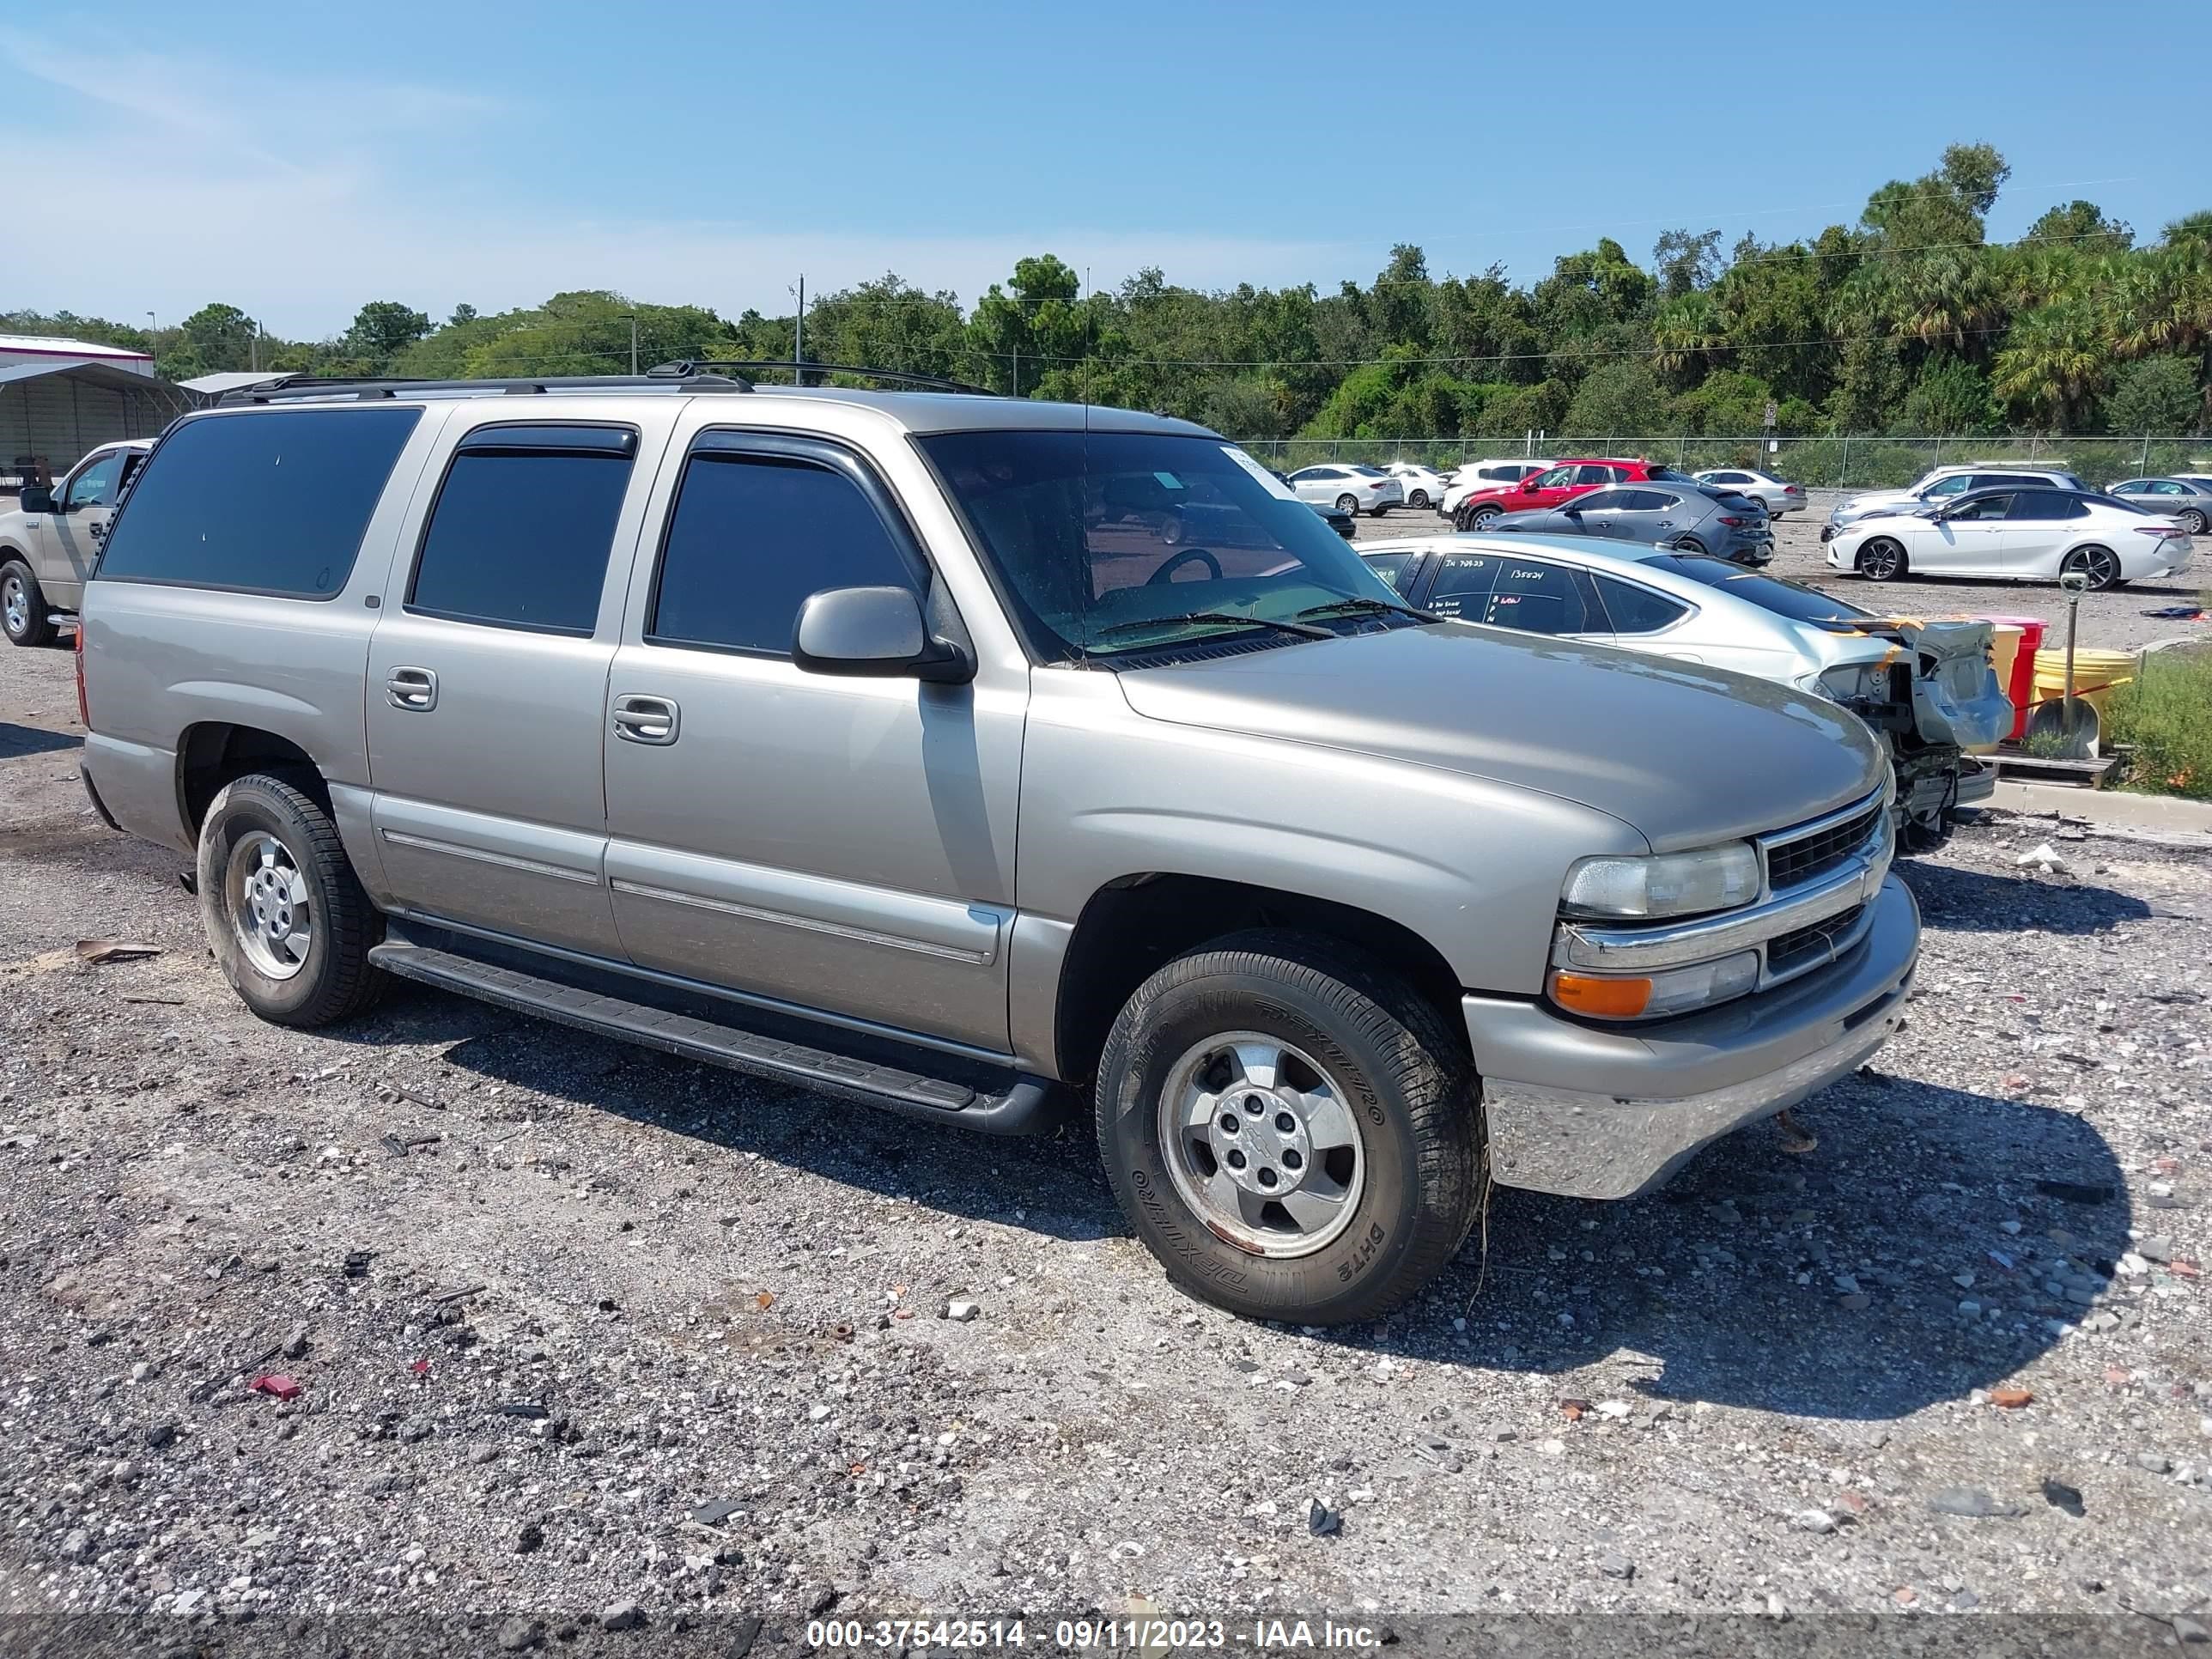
[1484,560,1590,635]
[1425,550,1503,617]
[1362,551,1418,593]
[1950,493,2013,521]
[1976,473,2042,490]
[2008,490,2070,520]
[408,426,636,635]
[651,451,917,656]
[96,408,421,598]
[65,452,124,508]
[1593,574,1690,634]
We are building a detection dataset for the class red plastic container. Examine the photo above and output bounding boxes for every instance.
[1979,616,2045,741]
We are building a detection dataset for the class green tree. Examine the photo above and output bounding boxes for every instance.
[1899,359,1998,434]
[179,302,259,372]
[1560,362,1670,438]
[344,301,432,367]
[2023,201,2133,254]
[2100,355,2202,434]
[1652,228,1723,301]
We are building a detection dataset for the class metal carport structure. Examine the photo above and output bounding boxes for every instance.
[0,361,193,487]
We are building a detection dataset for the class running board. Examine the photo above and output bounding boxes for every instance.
[367,939,1060,1134]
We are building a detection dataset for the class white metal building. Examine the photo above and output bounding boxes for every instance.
[0,334,186,491]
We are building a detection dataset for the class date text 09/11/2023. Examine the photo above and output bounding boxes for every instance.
[805,1616,1389,1650]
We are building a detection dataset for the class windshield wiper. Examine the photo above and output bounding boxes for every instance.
[1294,595,1439,625]
[1091,611,1334,643]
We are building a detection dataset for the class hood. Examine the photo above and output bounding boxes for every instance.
[1115,623,1887,848]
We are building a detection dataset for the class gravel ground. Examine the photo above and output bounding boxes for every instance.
[2,637,2209,1650]
[1356,489,2209,654]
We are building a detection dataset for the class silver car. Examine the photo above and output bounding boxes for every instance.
[0,438,155,646]
[2104,477,2212,536]
[1363,534,2009,847]
[1284,463,1404,515]
[79,368,1916,1326]
[1693,467,1808,518]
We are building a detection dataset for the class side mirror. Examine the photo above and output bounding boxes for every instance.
[793,586,973,684]
[17,484,56,514]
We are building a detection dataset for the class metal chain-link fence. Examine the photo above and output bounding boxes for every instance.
[1231,435,2212,489]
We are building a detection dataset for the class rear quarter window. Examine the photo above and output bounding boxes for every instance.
[96,408,422,599]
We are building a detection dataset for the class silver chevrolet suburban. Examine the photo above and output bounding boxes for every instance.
[76,366,1918,1324]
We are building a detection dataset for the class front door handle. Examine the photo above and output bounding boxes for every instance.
[386,666,438,711]
[611,693,680,745]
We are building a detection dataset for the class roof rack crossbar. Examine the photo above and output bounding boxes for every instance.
[653,360,997,397]
[216,370,755,405]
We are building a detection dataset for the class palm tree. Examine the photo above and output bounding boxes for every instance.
[1991,299,2111,430]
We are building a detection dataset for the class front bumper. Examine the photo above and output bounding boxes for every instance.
[1468,873,1918,1200]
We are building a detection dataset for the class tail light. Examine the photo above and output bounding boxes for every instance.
[2135,526,2184,538]
[73,622,88,726]
[1719,515,1750,527]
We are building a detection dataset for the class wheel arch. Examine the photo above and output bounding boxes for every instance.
[1051,872,1468,1089]
[176,721,329,838]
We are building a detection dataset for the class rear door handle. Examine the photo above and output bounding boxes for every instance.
[611,693,680,745]
[385,666,437,711]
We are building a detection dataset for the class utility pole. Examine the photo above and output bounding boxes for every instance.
[625,313,638,375]
[793,276,805,386]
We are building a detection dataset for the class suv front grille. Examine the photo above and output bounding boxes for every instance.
[1766,902,1867,975]
[1764,800,1883,892]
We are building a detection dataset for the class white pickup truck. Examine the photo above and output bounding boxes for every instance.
[1,438,153,646]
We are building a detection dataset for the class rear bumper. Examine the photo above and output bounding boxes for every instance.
[1468,874,1918,1200]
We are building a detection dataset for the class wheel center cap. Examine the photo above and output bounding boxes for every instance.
[1208,1091,1313,1196]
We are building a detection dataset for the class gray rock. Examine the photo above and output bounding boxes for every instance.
[1599,1552,1635,1580]
[59,1528,92,1561]
[495,1617,542,1653]
[1792,1509,1836,1534]
[2136,1236,2174,1264]
[692,1498,741,1526]
[2136,1451,2172,1474]
[282,1326,309,1360]
[1928,1486,2023,1518]
[599,1600,644,1632]
[943,1300,979,1322]
[2169,1615,2207,1644]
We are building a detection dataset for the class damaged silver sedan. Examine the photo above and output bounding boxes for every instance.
[1361,536,2014,848]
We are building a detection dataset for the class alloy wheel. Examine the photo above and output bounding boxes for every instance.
[225,830,313,980]
[1156,1032,1366,1258]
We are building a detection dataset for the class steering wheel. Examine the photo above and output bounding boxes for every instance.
[1147,547,1222,585]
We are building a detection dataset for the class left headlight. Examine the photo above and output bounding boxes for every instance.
[1560,842,1761,920]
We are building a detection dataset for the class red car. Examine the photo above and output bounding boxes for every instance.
[1451,458,1707,530]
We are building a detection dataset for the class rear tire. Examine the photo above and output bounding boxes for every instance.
[1335,493,1359,517]
[197,773,386,1028]
[1,560,55,648]
[1672,535,1707,557]
[2178,507,2207,536]
[1408,489,1431,509]
[2062,544,2120,592]
[1856,537,1907,582]
[1095,929,1483,1325]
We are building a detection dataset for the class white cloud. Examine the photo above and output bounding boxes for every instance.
[3,39,1349,340]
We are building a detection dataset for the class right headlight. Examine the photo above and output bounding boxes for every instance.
[1559,842,1761,920]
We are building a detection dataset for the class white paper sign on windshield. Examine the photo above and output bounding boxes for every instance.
[1220,444,1301,501]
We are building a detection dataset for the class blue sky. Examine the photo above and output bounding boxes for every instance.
[6,0,2207,337]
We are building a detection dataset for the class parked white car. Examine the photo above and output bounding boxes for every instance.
[1440,458,1553,518]
[1693,468,1808,518]
[1284,464,1404,516]
[1360,532,2009,847]
[1381,463,1449,510]
[1823,464,2089,537]
[1826,485,2192,591]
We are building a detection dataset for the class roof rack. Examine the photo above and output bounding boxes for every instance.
[652,360,997,397]
[216,369,755,405]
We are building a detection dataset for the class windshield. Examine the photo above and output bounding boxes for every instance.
[918,430,1407,661]
[1643,554,1874,624]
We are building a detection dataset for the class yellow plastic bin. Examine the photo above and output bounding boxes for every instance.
[2025,647,2137,756]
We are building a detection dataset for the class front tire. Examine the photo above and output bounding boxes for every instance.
[197,773,385,1028]
[1096,930,1482,1325]
[1856,537,1907,582]
[1,560,55,648]
[1460,504,1501,530]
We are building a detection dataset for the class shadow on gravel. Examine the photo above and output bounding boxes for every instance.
[1901,859,2151,933]
[363,980,2128,1423]
[0,720,81,759]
